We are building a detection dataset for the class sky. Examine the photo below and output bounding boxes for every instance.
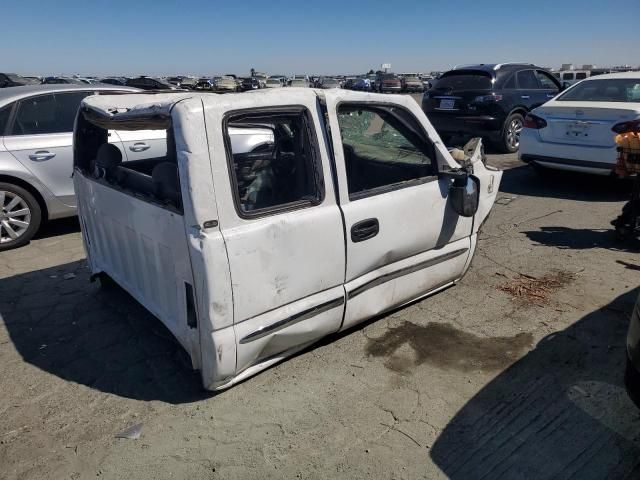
[2,0,638,77]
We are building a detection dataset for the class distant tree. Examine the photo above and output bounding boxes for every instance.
[250,68,255,77]
[367,69,374,75]
[375,70,383,75]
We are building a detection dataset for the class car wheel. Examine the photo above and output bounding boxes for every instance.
[499,113,524,153]
[0,182,42,251]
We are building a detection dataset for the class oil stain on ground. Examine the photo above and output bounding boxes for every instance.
[365,321,533,374]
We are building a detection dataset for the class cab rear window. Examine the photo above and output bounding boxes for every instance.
[433,72,492,91]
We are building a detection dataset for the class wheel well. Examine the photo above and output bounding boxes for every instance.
[510,108,528,118]
[0,175,49,221]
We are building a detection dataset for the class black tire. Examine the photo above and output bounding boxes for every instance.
[0,182,42,251]
[498,112,525,153]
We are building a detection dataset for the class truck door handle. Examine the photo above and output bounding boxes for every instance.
[351,218,379,243]
[28,150,56,161]
[129,142,150,152]
[521,95,530,99]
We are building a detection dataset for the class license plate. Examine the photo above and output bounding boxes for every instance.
[439,99,455,109]
[567,122,589,137]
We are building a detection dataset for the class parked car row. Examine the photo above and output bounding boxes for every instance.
[420,62,640,175]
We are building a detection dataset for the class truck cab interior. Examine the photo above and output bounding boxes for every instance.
[74,112,182,212]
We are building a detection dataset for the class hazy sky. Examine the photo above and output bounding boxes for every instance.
[3,0,638,76]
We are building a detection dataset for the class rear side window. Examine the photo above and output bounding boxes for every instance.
[225,108,324,216]
[0,103,12,135]
[434,72,492,91]
[337,104,435,199]
[11,92,89,135]
[562,73,574,81]
[502,75,516,89]
[576,72,587,80]
[11,94,58,135]
[517,70,539,89]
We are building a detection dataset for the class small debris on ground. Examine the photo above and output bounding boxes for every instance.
[115,423,143,440]
[497,271,574,304]
[62,273,76,280]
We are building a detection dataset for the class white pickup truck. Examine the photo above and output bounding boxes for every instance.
[73,88,502,390]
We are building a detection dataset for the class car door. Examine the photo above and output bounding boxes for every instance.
[323,91,475,330]
[3,92,92,206]
[116,129,167,161]
[202,91,346,376]
[516,69,545,110]
[3,91,125,207]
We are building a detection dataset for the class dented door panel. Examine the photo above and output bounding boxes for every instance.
[200,91,346,386]
[322,90,480,329]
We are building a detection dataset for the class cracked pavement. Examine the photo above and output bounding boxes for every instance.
[1,153,639,479]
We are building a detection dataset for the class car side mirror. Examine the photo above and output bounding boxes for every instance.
[561,82,571,91]
[442,170,479,217]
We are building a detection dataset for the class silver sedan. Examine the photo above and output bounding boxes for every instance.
[0,84,158,250]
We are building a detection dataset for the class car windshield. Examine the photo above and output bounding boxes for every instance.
[433,71,493,91]
[267,79,280,84]
[291,80,307,86]
[381,74,397,79]
[556,78,640,102]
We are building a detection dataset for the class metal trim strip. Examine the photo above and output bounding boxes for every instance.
[347,248,468,300]
[239,296,345,344]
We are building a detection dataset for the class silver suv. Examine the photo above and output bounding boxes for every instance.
[0,84,168,250]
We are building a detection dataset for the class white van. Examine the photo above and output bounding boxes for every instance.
[73,89,502,390]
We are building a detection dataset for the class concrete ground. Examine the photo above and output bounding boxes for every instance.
[1,152,639,480]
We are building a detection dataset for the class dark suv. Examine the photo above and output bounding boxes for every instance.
[422,63,561,152]
[125,77,180,91]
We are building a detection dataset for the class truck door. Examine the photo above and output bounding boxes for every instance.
[203,91,346,378]
[323,91,475,330]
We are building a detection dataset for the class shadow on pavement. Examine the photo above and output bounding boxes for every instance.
[430,288,640,479]
[498,164,631,202]
[33,217,81,240]
[524,226,640,252]
[0,260,208,404]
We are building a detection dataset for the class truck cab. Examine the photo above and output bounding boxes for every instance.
[73,88,501,390]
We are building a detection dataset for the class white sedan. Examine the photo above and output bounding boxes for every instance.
[519,72,640,175]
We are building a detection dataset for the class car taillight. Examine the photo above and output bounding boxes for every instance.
[523,113,547,129]
[474,94,503,103]
[612,119,640,134]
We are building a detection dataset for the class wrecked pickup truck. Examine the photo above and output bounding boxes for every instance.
[73,88,502,390]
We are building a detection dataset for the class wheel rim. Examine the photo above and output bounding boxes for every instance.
[506,118,523,149]
[0,190,31,244]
